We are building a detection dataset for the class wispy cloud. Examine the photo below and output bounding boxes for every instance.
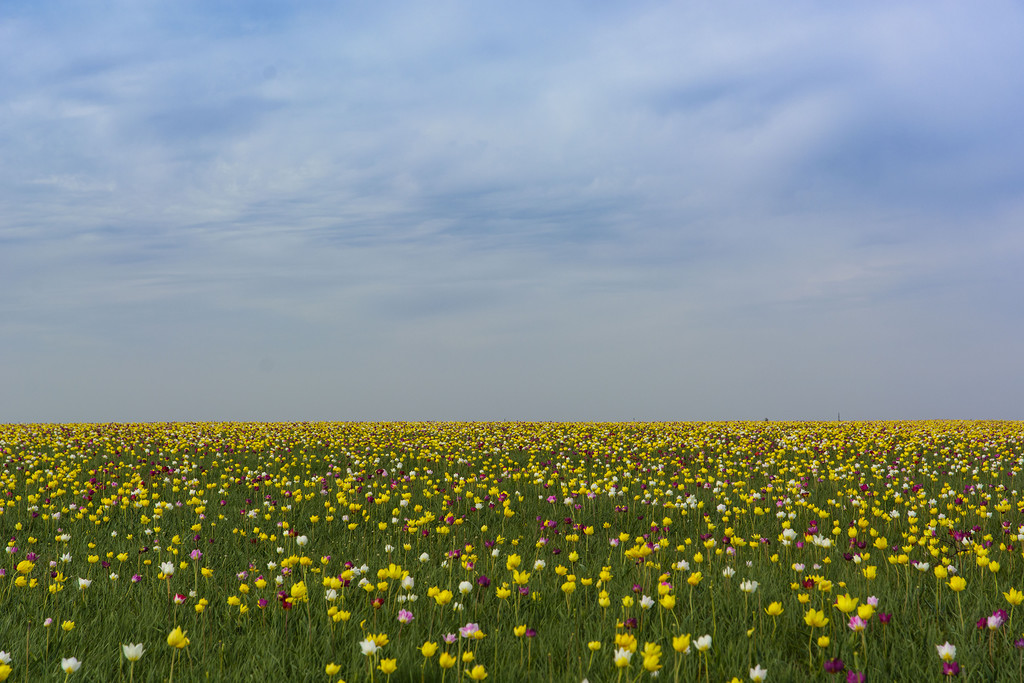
[2,1,1023,421]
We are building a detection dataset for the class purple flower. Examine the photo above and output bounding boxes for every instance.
[525,628,537,638]
[846,672,866,683]
[824,659,845,674]
[942,661,960,677]
[878,612,891,624]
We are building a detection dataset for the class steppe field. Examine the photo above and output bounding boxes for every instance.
[1,421,1022,682]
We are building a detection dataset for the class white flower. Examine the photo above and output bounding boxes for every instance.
[936,642,956,662]
[419,553,430,563]
[61,657,82,673]
[78,578,92,590]
[674,560,690,571]
[640,595,655,610]
[0,651,10,664]
[722,567,736,578]
[385,544,395,553]
[402,576,415,590]
[359,639,378,656]
[325,589,338,602]
[739,580,758,594]
[109,573,119,581]
[122,643,145,661]
[534,560,546,571]
[749,663,768,682]
[695,635,712,652]
[613,647,633,667]
[459,581,473,595]
[296,535,308,547]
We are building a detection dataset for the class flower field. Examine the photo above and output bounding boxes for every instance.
[2,420,1024,682]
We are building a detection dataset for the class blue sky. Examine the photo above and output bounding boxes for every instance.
[2,1,1023,422]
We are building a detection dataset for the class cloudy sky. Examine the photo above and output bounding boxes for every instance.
[2,1,1023,423]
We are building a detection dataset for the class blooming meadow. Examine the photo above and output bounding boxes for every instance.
[1,420,1024,681]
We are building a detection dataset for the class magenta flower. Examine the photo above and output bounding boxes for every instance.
[848,615,867,632]
[846,672,866,683]
[443,633,457,644]
[397,609,414,625]
[942,661,960,677]
[824,658,845,674]
[459,623,480,638]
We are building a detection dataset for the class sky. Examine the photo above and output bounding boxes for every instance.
[2,1,1024,423]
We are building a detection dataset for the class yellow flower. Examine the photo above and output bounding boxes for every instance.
[834,594,858,613]
[947,576,967,592]
[659,594,676,609]
[588,641,602,651]
[1004,588,1024,606]
[934,566,948,579]
[167,626,190,649]
[0,664,11,681]
[438,653,456,669]
[466,664,488,680]
[857,604,875,621]
[16,560,34,574]
[687,571,703,586]
[642,655,662,672]
[614,633,637,653]
[817,636,830,647]
[461,651,474,664]
[514,625,527,637]
[378,658,397,675]
[61,621,75,632]
[803,609,829,628]
[862,566,877,580]
[765,602,784,616]
[420,641,438,658]
[326,663,341,675]
[290,581,307,602]
[672,634,691,653]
